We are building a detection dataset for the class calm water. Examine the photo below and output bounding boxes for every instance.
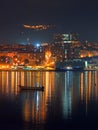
[0,70,98,130]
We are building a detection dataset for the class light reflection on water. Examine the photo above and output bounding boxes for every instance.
[0,70,98,129]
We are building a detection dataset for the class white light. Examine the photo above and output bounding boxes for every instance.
[36,43,40,48]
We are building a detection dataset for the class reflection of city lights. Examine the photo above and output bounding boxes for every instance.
[23,99,31,122]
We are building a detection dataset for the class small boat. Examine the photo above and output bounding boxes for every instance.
[19,85,44,91]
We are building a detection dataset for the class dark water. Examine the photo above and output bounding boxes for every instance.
[0,70,98,130]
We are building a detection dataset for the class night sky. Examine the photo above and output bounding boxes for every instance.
[0,0,98,44]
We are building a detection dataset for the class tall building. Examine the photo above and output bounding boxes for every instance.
[51,33,81,61]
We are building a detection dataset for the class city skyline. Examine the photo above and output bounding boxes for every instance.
[0,0,98,43]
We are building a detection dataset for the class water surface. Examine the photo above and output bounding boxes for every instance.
[0,70,98,130]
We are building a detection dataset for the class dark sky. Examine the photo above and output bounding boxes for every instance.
[0,0,98,43]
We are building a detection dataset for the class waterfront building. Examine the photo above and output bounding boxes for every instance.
[51,33,81,61]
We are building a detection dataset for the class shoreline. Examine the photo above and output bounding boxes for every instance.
[0,68,96,72]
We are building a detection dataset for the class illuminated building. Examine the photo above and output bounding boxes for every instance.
[51,33,81,61]
[0,32,98,70]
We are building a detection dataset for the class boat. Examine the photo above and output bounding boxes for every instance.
[19,85,44,91]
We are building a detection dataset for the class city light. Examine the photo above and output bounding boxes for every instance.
[36,43,40,48]
[23,24,54,30]
[0,33,97,70]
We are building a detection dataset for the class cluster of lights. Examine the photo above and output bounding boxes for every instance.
[23,24,54,30]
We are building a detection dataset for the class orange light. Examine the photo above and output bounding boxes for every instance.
[23,24,53,30]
